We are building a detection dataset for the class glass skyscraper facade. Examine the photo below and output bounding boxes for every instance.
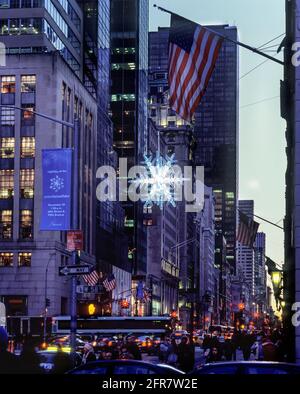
[194,25,239,273]
[110,0,149,275]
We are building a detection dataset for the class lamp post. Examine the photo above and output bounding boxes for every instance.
[43,252,56,345]
[0,105,80,361]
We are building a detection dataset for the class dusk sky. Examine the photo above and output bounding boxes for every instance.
[150,0,286,265]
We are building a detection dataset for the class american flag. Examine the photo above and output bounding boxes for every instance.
[82,270,99,286]
[103,274,116,292]
[237,211,259,248]
[169,14,223,122]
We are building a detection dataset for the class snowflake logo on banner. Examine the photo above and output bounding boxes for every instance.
[50,175,64,192]
[133,151,183,210]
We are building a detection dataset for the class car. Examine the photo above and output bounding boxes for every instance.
[67,360,185,375]
[192,361,300,375]
[38,350,82,374]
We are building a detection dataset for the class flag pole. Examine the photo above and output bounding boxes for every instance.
[153,4,284,66]
[238,209,284,230]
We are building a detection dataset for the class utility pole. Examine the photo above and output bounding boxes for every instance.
[70,117,79,364]
[43,253,56,344]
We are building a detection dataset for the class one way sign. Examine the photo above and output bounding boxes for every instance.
[59,265,92,276]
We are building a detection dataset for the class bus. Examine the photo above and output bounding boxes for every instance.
[52,316,172,336]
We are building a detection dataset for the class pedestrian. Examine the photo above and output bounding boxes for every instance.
[0,327,19,374]
[19,336,43,374]
[158,337,169,362]
[205,346,221,363]
[166,338,178,366]
[126,336,142,360]
[240,330,252,361]
[223,338,234,361]
[82,343,97,364]
[177,336,195,373]
[52,343,73,374]
[119,346,134,360]
[262,336,279,361]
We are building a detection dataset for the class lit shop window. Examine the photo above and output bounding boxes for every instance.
[0,137,15,158]
[0,253,13,267]
[18,252,31,267]
[19,209,33,239]
[1,75,15,93]
[0,210,13,239]
[20,137,35,158]
[0,169,14,199]
[20,169,34,198]
[21,75,36,92]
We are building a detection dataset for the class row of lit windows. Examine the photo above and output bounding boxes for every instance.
[0,209,33,239]
[0,137,35,158]
[0,18,42,36]
[0,0,41,7]
[0,105,35,126]
[111,94,135,102]
[1,75,36,93]
[111,63,136,71]
[0,252,31,267]
[0,169,34,199]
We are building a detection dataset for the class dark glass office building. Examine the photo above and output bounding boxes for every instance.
[110,0,149,275]
[194,25,239,273]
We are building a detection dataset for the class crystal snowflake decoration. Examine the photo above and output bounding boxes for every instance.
[134,151,183,210]
[50,175,64,192]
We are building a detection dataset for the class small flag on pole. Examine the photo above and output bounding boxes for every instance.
[237,211,259,248]
[82,270,99,286]
[168,14,223,122]
[103,274,116,292]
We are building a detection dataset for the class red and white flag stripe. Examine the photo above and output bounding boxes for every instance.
[169,25,223,122]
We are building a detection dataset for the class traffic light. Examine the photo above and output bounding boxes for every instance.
[45,298,50,307]
[88,303,96,316]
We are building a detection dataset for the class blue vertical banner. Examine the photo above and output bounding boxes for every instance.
[40,148,72,231]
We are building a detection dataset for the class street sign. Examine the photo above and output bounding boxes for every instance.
[59,265,91,276]
[67,230,83,251]
[76,285,104,294]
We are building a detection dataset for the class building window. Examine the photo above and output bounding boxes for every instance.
[21,104,35,126]
[18,252,31,267]
[0,210,12,239]
[1,76,15,93]
[20,169,34,198]
[0,253,13,267]
[1,108,15,126]
[20,137,35,158]
[0,169,14,199]
[20,209,33,239]
[0,137,14,158]
[21,75,36,92]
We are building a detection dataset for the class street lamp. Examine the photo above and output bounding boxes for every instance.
[0,105,79,360]
[43,252,56,345]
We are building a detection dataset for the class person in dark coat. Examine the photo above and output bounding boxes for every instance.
[19,337,43,374]
[126,336,142,360]
[177,336,195,373]
[52,344,73,374]
[0,327,19,374]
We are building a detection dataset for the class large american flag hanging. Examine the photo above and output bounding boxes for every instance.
[82,270,99,286]
[169,14,223,122]
[103,274,117,292]
[237,211,259,248]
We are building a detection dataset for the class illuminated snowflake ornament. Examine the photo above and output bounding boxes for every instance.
[135,151,184,210]
[49,175,64,192]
